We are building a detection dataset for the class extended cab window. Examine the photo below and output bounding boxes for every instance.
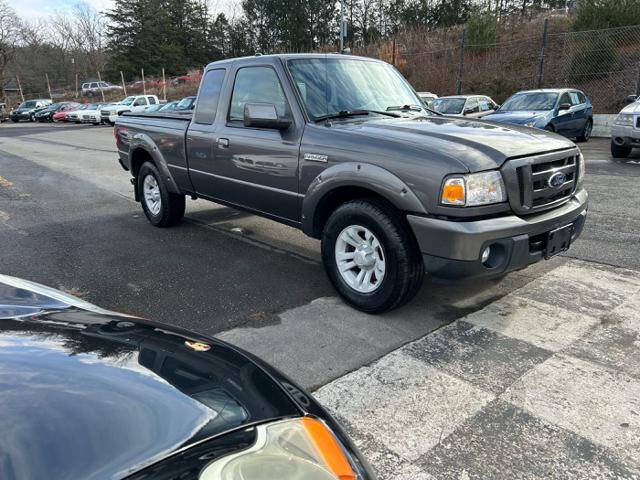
[148,96,157,105]
[229,67,288,122]
[133,98,147,106]
[195,69,225,124]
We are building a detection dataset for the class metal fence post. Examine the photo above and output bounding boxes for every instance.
[45,73,52,100]
[97,71,106,102]
[392,37,396,66]
[636,64,640,96]
[537,18,549,88]
[16,76,24,102]
[120,71,127,96]
[162,68,167,102]
[141,68,146,95]
[457,29,465,95]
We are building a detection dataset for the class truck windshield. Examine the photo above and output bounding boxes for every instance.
[500,92,558,112]
[431,98,466,114]
[287,57,423,121]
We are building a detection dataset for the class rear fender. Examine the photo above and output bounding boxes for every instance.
[301,162,427,236]
[128,133,182,194]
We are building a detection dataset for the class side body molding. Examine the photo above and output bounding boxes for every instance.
[301,162,428,236]
[128,133,183,194]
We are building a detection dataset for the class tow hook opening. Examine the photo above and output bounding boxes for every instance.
[613,137,625,146]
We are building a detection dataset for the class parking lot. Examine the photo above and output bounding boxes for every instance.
[1,121,640,478]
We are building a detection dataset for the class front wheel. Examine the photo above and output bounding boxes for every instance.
[576,120,592,142]
[321,199,424,313]
[138,162,185,227]
[611,141,631,159]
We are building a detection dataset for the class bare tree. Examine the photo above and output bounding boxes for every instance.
[0,0,20,100]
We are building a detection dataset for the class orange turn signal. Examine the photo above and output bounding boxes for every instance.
[302,417,357,480]
[441,177,465,205]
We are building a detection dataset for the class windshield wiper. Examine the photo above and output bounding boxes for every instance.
[315,109,400,122]
[387,104,442,116]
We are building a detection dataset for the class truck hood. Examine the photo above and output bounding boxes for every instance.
[620,101,640,114]
[332,116,575,171]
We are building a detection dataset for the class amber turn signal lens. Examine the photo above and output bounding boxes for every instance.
[441,177,465,206]
[302,417,357,480]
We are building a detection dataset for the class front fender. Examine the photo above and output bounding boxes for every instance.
[301,162,428,236]
[128,132,182,194]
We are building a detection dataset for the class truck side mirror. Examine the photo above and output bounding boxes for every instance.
[244,103,291,130]
[626,94,638,104]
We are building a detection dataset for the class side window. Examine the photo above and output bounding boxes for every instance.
[479,98,491,112]
[148,96,157,105]
[90,83,98,88]
[194,69,225,125]
[559,93,572,106]
[229,66,289,122]
[82,83,89,89]
[577,92,586,104]
[569,92,581,105]
[465,98,479,114]
[133,98,145,106]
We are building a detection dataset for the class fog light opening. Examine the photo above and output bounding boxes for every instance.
[481,242,506,269]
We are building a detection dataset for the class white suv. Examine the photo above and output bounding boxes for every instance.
[81,82,123,97]
[611,94,640,159]
[100,95,160,125]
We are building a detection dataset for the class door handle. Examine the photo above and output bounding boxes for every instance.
[217,138,229,149]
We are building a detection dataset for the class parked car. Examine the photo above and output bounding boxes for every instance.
[66,103,92,123]
[101,95,160,125]
[9,99,52,122]
[484,88,593,142]
[175,95,196,110]
[128,79,165,93]
[82,81,123,97]
[51,103,81,122]
[144,103,166,113]
[33,102,77,122]
[80,103,113,125]
[0,273,374,480]
[114,54,587,313]
[171,71,202,86]
[0,103,8,122]
[417,91,438,108]
[159,100,179,112]
[431,95,499,118]
[610,94,640,158]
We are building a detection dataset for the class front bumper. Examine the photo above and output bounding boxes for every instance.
[408,189,588,282]
[611,123,640,148]
[10,112,32,121]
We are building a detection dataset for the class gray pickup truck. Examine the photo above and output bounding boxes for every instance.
[115,53,587,313]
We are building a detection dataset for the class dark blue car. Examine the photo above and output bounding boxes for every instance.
[484,88,593,142]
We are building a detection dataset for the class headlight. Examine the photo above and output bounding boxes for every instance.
[441,171,507,206]
[576,151,585,188]
[614,114,634,126]
[524,121,536,127]
[200,417,361,480]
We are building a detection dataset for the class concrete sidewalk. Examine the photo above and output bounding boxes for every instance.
[315,260,640,479]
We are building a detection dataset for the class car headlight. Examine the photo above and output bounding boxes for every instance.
[576,151,585,188]
[200,417,362,480]
[614,114,634,126]
[441,171,507,206]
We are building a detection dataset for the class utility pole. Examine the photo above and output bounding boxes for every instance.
[457,29,466,95]
[45,73,52,100]
[340,0,346,53]
[16,76,24,102]
[537,18,549,89]
[97,71,106,103]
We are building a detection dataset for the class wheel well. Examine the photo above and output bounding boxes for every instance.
[312,186,399,238]
[130,148,154,178]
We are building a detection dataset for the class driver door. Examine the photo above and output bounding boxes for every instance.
[554,92,573,136]
[201,61,304,223]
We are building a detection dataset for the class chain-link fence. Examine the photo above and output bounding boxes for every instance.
[361,23,640,113]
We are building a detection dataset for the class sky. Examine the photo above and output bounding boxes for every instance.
[8,0,239,22]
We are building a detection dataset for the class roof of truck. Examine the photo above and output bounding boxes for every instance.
[206,53,386,70]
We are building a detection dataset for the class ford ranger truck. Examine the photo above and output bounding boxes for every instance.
[114,54,588,313]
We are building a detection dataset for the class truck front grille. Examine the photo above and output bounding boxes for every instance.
[502,149,579,215]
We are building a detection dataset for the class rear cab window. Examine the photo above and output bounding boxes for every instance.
[194,69,226,125]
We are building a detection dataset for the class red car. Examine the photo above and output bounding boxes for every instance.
[52,103,81,122]
[171,70,202,86]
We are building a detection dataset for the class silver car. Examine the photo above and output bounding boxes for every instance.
[611,95,640,158]
[81,81,123,97]
[431,95,499,118]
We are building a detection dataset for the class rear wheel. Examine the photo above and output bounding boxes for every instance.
[321,198,424,313]
[611,141,631,159]
[138,162,185,227]
[576,120,592,142]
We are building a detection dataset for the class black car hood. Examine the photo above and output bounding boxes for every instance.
[332,115,576,171]
[0,278,299,480]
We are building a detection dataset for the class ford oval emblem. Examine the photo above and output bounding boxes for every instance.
[548,172,567,189]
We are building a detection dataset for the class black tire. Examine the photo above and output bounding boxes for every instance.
[576,119,592,142]
[11,119,18,123]
[321,198,424,313]
[611,141,631,159]
[138,162,185,227]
